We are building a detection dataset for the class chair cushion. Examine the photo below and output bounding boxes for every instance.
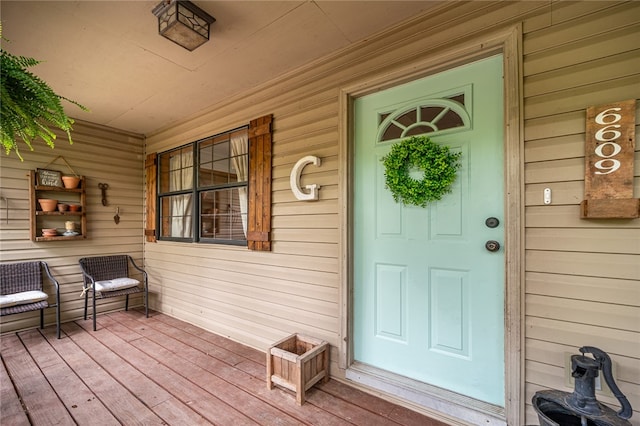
[94,277,140,292]
[0,290,49,308]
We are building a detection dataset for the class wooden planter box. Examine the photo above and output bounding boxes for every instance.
[266,333,329,405]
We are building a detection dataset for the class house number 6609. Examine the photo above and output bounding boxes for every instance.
[581,99,637,218]
[593,108,623,175]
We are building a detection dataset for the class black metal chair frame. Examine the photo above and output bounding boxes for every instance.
[0,261,61,339]
[79,255,148,331]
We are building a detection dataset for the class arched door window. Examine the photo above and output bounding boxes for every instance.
[377,92,471,143]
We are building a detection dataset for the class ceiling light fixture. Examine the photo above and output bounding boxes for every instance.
[152,0,215,51]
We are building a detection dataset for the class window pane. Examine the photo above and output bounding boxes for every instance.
[214,139,229,159]
[159,147,193,193]
[379,112,391,125]
[448,93,465,106]
[197,129,248,188]
[381,123,403,141]
[212,159,230,184]
[230,154,247,184]
[200,190,218,237]
[199,188,246,241]
[420,106,442,123]
[159,195,193,238]
[436,109,465,130]
[229,130,248,185]
[396,108,417,127]
[198,140,214,187]
[199,163,215,187]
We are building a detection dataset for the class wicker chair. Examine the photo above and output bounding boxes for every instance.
[0,261,61,339]
[79,255,148,331]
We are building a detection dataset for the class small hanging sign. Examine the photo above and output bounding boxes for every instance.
[580,99,639,219]
[36,168,63,187]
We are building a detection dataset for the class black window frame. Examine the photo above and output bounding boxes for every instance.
[156,125,249,245]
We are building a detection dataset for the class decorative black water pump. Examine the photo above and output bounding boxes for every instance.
[533,346,633,426]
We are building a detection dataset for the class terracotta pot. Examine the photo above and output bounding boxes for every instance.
[38,199,58,212]
[57,203,69,212]
[42,228,57,237]
[61,176,81,189]
[69,204,81,212]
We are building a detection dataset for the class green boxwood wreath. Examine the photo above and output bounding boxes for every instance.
[381,136,461,207]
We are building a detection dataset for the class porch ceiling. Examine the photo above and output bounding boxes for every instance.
[1,1,440,136]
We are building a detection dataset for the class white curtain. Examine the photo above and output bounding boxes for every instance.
[170,150,193,237]
[230,132,248,237]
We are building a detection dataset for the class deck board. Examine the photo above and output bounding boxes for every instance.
[1,310,448,426]
[70,320,252,425]
[118,312,351,426]
[55,322,165,425]
[19,328,119,426]
[0,345,30,426]
[1,333,75,425]
[64,321,212,425]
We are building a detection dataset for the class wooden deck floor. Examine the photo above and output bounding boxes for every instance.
[1,309,447,426]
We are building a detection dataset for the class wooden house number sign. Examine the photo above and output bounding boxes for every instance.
[580,99,639,219]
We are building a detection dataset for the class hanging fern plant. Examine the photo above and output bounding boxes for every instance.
[1,26,87,160]
[381,136,461,207]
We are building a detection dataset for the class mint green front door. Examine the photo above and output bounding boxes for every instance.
[353,55,505,406]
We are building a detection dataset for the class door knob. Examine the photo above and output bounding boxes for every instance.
[485,240,500,252]
[485,217,500,228]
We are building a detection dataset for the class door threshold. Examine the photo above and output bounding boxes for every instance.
[346,362,506,426]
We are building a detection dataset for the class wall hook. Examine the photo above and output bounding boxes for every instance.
[114,207,120,224]
[98,183,109,206]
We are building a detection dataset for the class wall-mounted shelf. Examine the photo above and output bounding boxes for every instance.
[29,170,87,241]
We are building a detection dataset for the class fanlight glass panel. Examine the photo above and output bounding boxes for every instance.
[378,93,470,143]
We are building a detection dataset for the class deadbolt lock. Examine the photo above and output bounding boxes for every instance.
[485,240,501,252]
[485,217,500,228]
